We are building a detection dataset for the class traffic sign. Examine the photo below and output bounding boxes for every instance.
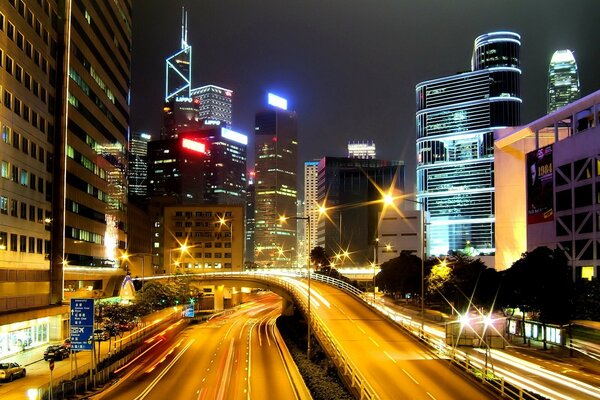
[49,359,54,371]
[70,298,94,350]
[183,304,195,318]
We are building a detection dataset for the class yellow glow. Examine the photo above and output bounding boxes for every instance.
[582,266,594,280]
[384,194,394,205]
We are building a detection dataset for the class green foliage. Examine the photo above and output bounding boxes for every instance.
[574,278,600,320]
[310,246,330,269]
[501,247,573,324]
[376,251,423,298]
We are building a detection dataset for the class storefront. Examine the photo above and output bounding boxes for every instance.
[0,317,50,358]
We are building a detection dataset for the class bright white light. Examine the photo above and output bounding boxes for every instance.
[221,127,248,145]
[459,313,470,327]
[268,93,288,110]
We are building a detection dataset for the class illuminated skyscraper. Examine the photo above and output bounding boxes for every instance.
[165,7,191,101]
[129,131,152,203]
[254,94,298,267]
[348,140,376,159]
[416,32,521,259]
[303,161,319,264]
[190,85,233,127]
[547,49,580,113]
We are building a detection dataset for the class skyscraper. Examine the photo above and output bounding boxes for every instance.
[254,94,298,267]
[304,161,319,264]
[165,7,191,101]
[191,85,233,127]
[416,32,521,260]
[547,49,580,113]
[129,131,151,203]
[0,0,131,358]
[348,140,376,159]
[245,172,256,264]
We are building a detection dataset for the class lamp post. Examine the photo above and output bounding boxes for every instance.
[169,244,189,276]
[280,215,312,358]
[121,253,153,293]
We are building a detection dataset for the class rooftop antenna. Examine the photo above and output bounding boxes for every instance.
[181,6,188,49]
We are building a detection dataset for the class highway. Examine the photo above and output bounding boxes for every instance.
[96,292,307,400]
[305,279,495,400]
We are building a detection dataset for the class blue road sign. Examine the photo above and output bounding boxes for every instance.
[183,304,195,318]
[70,298,94,350]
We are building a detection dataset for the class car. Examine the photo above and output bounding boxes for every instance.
[93,329,109,341]
[118,321,136,332]
[0,363,26,382]
[44,345,70,361]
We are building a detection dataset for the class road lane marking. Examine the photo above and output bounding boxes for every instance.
[368,336,379,347]
[357,325,365,334]
[426,392,437,399]
[401,368,419,385]
[383,351,396,363]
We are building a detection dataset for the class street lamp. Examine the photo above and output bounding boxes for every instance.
[169,243,189,275]
[280,214,312,358]
[121,252,153,293]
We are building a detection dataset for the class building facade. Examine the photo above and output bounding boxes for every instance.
[254,96,298,267]
[377,209,423,264]
[244,173,255,264]
[165,8,191,101]
[163,204,244,273]
[303,161,319,264]
[190,84,233,127]
[316,157,405,266]
[128,131,151,203]
[416,31,521,260]
[495,89,600,278]
[547,49,580,113]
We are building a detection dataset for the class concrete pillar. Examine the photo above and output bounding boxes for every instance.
[281,298,295,316]
[214,285,224,311]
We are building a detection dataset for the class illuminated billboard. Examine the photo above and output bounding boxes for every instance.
[181,138,206,154]
[268,93,288,110]
[221,127,248,145]
[527,144,553,224]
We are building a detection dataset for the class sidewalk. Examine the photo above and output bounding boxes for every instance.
[0,343,59,367]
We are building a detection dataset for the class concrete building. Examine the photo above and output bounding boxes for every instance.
[377,209,423,264]
[254,94,298,267]
[162,204,244,273]
[128,131,151,204]
[303,161,319,264]
[416,31,521,263]
[495,89,600,279]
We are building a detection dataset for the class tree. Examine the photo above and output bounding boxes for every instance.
[310,246,329,269]
[377,251,423,300]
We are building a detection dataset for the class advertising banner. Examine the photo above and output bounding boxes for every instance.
[527,145,554,224]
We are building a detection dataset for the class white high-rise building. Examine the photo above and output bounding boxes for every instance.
[304,161,319,264]
[547,49,580,113]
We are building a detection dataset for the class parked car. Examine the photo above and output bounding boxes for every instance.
[118,321,136,332]
[0,363,26,382]
[44,345,70,361]
[93,329,109,341]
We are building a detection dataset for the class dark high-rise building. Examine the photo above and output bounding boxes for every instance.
[128,131,151,203]
[416,32,521,261]
[316,157,405,265]
[0,0,132,357]
[254,94,298,267]
[148,127,247,205]
[191,85,233,127]
[162,96,202,138]
[547,49,580,113]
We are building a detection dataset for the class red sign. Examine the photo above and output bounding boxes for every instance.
[181,138,206,154]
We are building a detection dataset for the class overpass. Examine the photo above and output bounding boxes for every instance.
[139,271,534,400]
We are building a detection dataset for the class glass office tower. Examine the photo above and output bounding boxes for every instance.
[416,32,521,257]
[547,49,580,113]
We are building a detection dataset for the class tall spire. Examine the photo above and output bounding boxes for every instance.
[181,6,188,49]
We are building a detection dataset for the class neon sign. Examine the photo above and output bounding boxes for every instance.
[182,138,206,154]
[221,127,248,145]
[176,96,193,102]
[204,119,221,126]
[268,93,288,110]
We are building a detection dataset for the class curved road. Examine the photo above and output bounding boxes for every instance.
[97,293,306,400]
[307,280,495,400]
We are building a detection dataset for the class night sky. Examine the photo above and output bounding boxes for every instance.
[131,0,600,191]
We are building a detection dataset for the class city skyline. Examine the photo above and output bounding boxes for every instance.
[131,0,600,190]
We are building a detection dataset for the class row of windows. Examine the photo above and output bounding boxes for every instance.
[66,226,103,245]
[1,124,47,165]
[0,230,49,254]
[177,262,231,269]
[173,211,234,218]
[174,231,233,239]
[1,160,48,195]
[7,0,58,31]
[185,253,232,259]
[174,221,235,228]
[1,85,50,135]
[0,195,49,223]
